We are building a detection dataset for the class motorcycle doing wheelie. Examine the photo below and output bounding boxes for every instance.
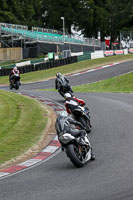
[55,111,95,168]
[9,73,21,90]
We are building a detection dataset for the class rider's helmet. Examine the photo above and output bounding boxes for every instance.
[56,72,61,78]
[13,67,17,71]
[64,93,71,99]
[58,111,68,117]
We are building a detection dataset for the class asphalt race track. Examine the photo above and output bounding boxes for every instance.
[0,60,133,200]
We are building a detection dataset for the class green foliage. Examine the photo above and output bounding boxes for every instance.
[0,0,133,40]
[42,0,80,33]
[74,0,133,42]
[0,0,43,27]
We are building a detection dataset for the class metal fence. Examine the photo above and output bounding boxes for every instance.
[0,23,101,47]
[0,23,28,30]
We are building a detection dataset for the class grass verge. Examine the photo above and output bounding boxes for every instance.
[0,54,133,85]
[0,90,48,165]
[73,72,133,93]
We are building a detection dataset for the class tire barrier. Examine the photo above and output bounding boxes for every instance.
[0,56,77,76]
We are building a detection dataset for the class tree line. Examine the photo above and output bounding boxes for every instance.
[0,0,133,42]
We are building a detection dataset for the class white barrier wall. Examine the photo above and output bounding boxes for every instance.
[114,50,124,55]
[3,48,130,69]
[16,61,31,67]
[91,50,104,59]
[104,50,114,56]
[124,49,128,55]
[128,48,133,53]
[71,52,83,56]
[104,50,126,56]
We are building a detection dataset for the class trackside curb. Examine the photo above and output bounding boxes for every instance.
[68,61,123,77]
[0,94,64,179]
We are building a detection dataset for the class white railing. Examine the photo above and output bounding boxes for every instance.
[0,23,101,46]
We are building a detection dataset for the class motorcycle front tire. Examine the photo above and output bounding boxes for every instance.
[66,144,85,168]
[15,81,19,90]
[9,85,12,90]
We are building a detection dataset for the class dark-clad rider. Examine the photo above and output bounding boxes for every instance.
[55,72,73,96]
[55,111,95,160]
[9,66,20,85]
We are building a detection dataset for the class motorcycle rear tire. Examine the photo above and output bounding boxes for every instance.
[79,117,91,133]
[66,144,85,168]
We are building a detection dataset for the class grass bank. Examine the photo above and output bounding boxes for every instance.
[0,54,133,85]
[73,72,133,93]
[0,90,48,165]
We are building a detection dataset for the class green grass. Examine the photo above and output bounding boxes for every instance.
[0,54,133,85]
[0,61,13,66]
[73,72,133,93]
[0,90,48,165]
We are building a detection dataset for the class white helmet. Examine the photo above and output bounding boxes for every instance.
[64,93,71,99]
[56,72,61,78]
[58,111,68,117]
[13,67,17,70]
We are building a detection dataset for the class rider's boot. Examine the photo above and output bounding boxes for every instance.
[90,148,96,161]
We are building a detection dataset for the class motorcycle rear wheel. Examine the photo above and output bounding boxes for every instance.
[79,117,91,133]
[66,144,85,168]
